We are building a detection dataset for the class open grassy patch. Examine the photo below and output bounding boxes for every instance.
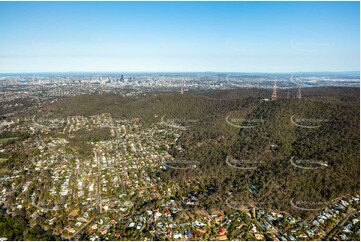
[0,167,8,174]
[0,158,8,163]
[0,137,18,144]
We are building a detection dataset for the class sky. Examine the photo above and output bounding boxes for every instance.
[0,1,359,73]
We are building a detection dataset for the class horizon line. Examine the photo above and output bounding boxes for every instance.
[0,70,359,75]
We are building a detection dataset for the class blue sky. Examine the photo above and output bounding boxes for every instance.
[0,1,359,73]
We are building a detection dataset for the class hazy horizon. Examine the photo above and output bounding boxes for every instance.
[0,70,359,75]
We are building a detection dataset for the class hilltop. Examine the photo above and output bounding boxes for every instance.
[40,87,360,218]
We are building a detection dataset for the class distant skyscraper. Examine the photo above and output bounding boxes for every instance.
[271,79,277,101]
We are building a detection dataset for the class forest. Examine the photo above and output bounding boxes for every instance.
[27,87,361,219]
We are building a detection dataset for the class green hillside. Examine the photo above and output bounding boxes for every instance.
[42,87,360,219]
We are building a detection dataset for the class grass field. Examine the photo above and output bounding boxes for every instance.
[0,158,7,163]
[0,167,8,174]
[0,137,18,143]
[0,158,8,174]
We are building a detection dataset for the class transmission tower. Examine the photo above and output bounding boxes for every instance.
[297,85,302,99]
[271,79,277,101]
[181,80,184,95]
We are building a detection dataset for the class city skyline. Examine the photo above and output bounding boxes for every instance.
[0,1,360,73]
